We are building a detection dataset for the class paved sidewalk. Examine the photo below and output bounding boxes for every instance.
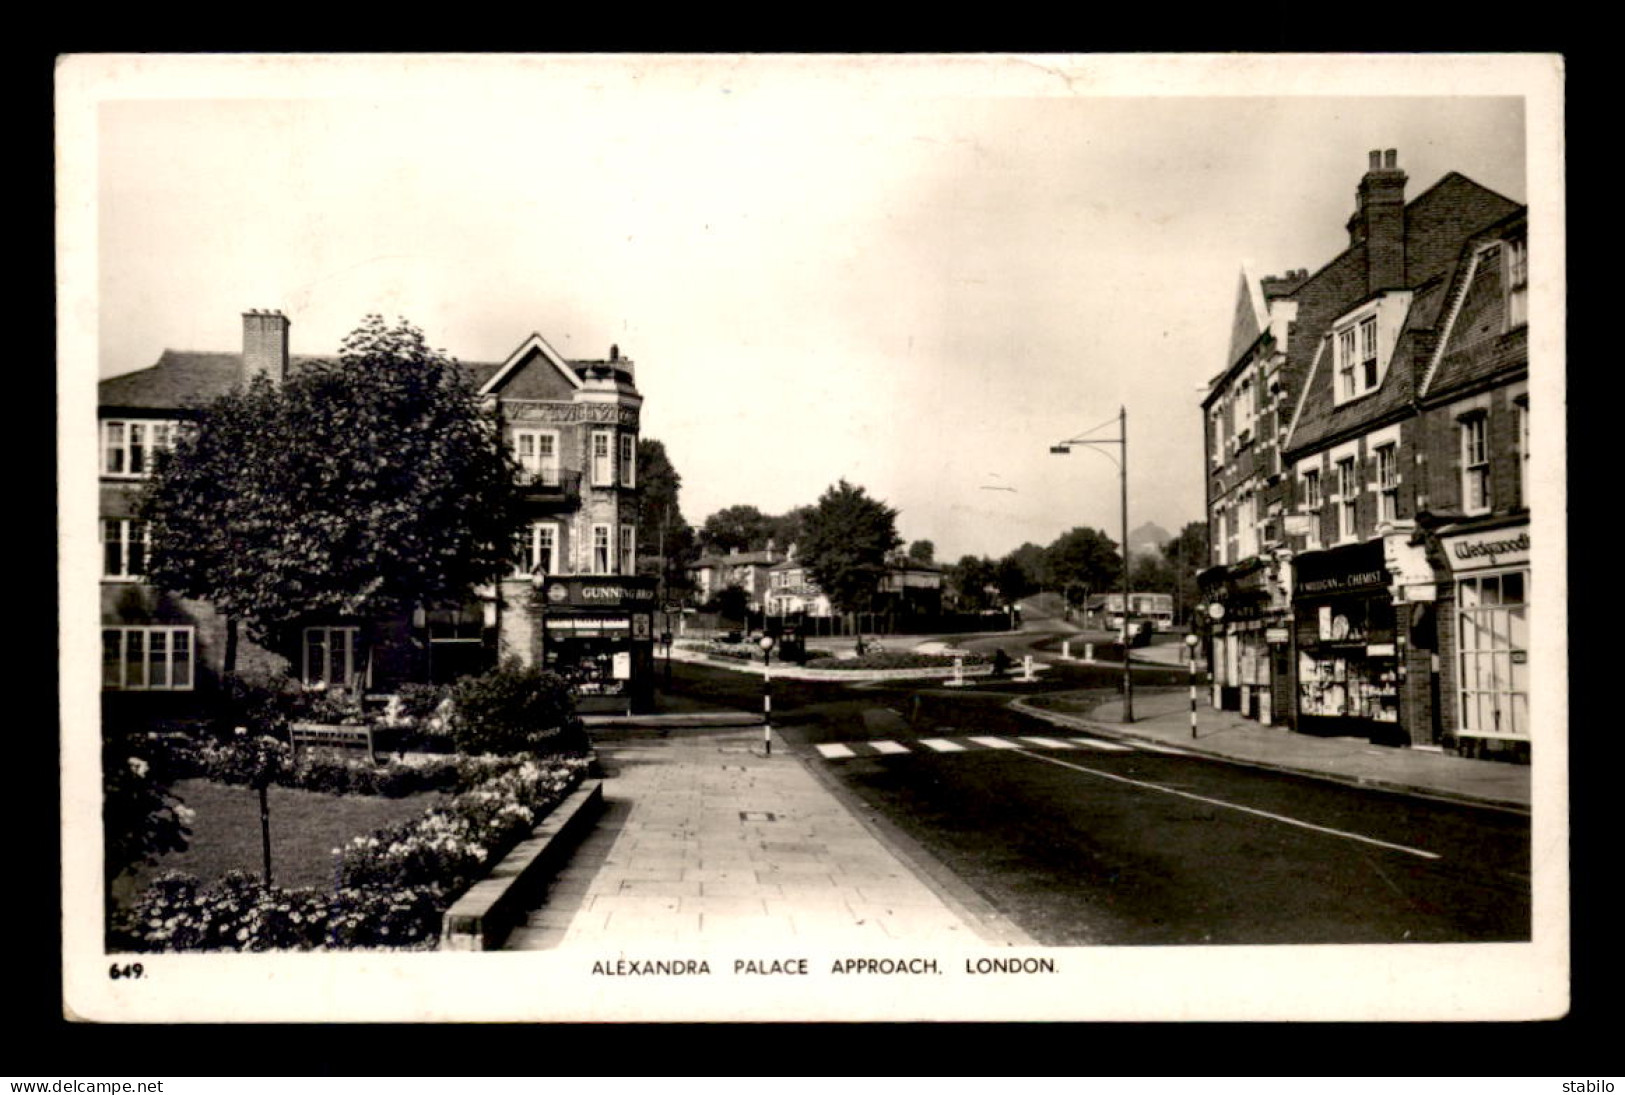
[504,725,1024,950]
[1016,684,1532,812]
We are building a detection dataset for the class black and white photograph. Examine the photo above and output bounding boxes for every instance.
[57,52,1566,1023]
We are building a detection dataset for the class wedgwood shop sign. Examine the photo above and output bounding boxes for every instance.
[1444,527,1530,572]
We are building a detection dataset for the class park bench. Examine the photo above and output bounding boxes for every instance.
[289,721,377,763]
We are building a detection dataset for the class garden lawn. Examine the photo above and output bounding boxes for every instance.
[124,778,445,898]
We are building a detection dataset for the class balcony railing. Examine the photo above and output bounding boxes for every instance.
[518,467,582,500]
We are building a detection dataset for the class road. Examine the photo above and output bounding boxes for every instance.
[653,620,1531,946]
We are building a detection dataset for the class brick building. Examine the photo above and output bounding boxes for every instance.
[99,311,651,720]
[1201,150,1528,756]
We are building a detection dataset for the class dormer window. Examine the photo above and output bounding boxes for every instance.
[1331,294,1409,408]
[1506,236,1528,329]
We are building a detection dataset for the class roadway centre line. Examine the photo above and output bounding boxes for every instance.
[1014,749,1441,860]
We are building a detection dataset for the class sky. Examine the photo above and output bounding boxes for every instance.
[68,54,1545,563]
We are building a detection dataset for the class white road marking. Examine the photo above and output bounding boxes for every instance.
[1017,737,1078,750]
[1136,741,1190,756]
[919,738,966,752]
[1015,750,1441,860]
[869,740,911,755]
[1070,737,1134,752]
[815,743,856,759]
[968,736,1021,749]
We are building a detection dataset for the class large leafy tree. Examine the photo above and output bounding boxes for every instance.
[907,539,935,564]
[141,315,526,671]
[945,555,996,611]
[635,438,697,598]
[1045,526,1122,608]
[699,504,774,555]
[797,479,902,616]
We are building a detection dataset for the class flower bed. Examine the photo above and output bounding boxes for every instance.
[803,651,987,671]
[167,734,510,798]
[113,753,589,952]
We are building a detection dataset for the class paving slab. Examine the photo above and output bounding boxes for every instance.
[505,724,1025,949]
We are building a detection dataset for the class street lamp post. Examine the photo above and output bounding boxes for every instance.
[1051,405,1134,722]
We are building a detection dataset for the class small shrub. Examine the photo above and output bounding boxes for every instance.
[446,660,585,757]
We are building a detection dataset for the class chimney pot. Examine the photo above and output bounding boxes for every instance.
[1384,149,1398,169]
[1369,150,1382,170]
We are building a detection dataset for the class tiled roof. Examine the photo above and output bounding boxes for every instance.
[99,350,606,413]
[693,552,782,568]
[1280,174,1523,456]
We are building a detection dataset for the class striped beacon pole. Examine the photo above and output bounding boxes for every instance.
[759,634,776,756]
[1184,632,1201,739]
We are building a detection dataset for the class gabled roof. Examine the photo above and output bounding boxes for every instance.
[1418,210,1529,401]
[1226,264,1269,367]
[99,341,631,414]
[1277,173,1523,456]
[478,333,583,397]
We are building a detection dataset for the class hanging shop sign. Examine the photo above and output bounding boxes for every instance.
[1441,525,1530,573]
[1382,534,1437,601]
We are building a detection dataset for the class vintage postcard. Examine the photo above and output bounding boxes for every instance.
[58,52,1567,1023]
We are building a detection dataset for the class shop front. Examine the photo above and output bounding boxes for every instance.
[1436,519,1530,757]
[1291,540,1406,745]
[539,575,657,714]
[1200,557,1292,725]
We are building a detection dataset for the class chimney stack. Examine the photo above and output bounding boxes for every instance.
[1346,149,1408,293]
[242,309,290,386]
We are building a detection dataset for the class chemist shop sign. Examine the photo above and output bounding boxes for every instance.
[1442,525,1530,573]
[1292,541,1390,599]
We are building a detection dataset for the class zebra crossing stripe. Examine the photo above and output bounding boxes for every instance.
[1017,736,1078,750]
[968,736,1021,749]
[815,743,856,759]
[1070,738,1134,752]
[869,740,910,755]
[919,738,966,752]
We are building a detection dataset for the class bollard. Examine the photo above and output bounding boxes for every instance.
[1022,655,1035,682]
[1084,642,1094,662]
[952,655,964,687]
[1062,640,1071,660]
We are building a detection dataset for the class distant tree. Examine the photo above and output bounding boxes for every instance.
[1045,526,1122,609]
[635,438,698,599]
[709,584,749,623]
[945,555,997,611]
[994,553,1036,605]
[1006,542,1048,592]
[141,315,525,672]
[1162,521,1210,626]
[765,506,814,554]
[797,480,903,616]
[1130,552,1175,594]
[907,539,936,564]
[699,505,774,555]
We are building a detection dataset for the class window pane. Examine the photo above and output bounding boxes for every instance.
[125,630,146,689]
[1458,577,1480,610]
[1502,571,1525,605]
[128,523,146,577]
[149,630,169,688]
[1509,605,1528,651]
[105,423,125,473]
[306,630,326,685]
[1480,576,1501,607]
[103,631,122,689]
[172,631,193,689]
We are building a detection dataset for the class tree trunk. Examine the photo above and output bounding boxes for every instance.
[224,615,239,678]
